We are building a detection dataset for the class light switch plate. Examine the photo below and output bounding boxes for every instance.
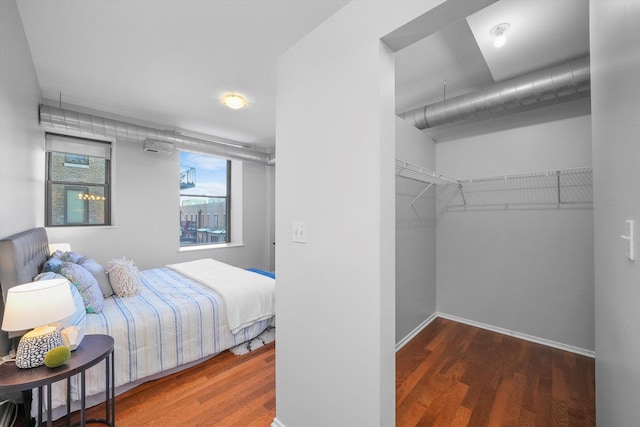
[292,221,307,243]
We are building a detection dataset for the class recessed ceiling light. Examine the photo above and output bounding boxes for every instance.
[222,94,247,110]
[490,23,510,48]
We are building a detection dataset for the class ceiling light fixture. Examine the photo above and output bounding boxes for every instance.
[490,23,510,48]
[222,94,247,110]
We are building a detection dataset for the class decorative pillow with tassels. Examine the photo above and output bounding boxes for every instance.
[106,257,142,297]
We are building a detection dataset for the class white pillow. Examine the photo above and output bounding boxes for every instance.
[80,258,114,298]
[106,258,142,297]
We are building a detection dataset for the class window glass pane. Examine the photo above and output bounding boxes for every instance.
[50,152,107,184]
[179,196,227,245]
[66,188,87,224]
[179,152,230,247]
[65,154,89,166]
[50,184,107,226]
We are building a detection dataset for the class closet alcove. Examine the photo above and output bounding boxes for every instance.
[394,112,594,355]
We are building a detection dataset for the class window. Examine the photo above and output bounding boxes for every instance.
[45,133,111,226]
[179,152,230,247]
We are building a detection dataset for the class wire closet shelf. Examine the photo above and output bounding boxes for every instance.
[395,159,593,212]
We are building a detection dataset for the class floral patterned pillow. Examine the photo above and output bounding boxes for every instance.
[59,262,104,313]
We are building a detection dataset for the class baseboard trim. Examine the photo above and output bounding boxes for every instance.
[436,312,596,358]
[271,417,285,427]
[395,312,438,352]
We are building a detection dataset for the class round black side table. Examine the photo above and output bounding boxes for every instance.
[0,334,115,427]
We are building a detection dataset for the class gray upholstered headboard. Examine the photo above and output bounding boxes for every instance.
[0,227,50,355]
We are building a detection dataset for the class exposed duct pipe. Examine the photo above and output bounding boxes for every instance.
[401,56,590,129]
[39,104,275,165]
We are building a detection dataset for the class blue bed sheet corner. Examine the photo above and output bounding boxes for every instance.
[246,268,275,279]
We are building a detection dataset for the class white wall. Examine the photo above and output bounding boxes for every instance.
[395,117,437,344]
[274,2,446,425]
[591,1,640,425]
[436,114,594,351]
[267,165,276,271]
[0,0,43,237]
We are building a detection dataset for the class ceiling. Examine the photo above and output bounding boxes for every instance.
[17,0,589,151]
[395,0,590,140]
[16,0,349,150]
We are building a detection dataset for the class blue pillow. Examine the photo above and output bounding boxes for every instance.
[42,257,63,273]
[59,251,86,264]
[59,262,104,314]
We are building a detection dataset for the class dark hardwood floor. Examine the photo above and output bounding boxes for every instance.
[14,318,595,426]
[396,318,595,426]
[15,344,276,427]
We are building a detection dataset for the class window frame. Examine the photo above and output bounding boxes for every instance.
[45,133,112,227]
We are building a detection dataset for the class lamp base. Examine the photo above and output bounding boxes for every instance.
[15,328,64,369]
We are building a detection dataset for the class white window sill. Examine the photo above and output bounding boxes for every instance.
[178,242,244,253]
[45,225,119,230]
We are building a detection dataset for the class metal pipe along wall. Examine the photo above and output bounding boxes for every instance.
[401,56,590,129]
[39,104,275,165]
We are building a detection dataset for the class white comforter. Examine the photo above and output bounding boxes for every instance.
[167,258,275,334]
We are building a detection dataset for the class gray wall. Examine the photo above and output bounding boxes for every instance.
[0,0,43,238]
[436,114,594,351]
[591,1,640,425]
[395,117,437,344]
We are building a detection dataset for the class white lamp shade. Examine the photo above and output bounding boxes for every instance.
[49,243,71,255]
[1,279,76,332]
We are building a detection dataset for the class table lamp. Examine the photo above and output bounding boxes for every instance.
[1,279,76,369]
[48,243,71,255]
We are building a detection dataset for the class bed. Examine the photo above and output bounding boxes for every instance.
[0,227,275,421]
